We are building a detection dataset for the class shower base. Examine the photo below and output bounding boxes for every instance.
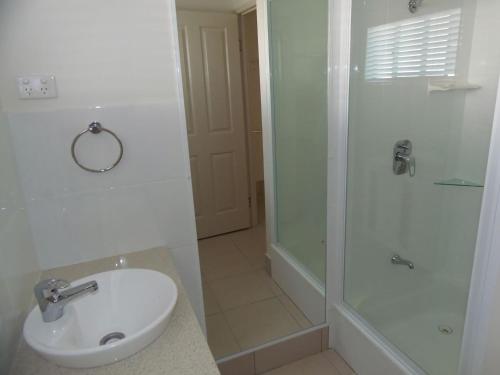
[378,311,464,375]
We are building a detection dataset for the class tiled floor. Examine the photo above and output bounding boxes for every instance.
[262,350,356,375]
[199,198,313,358]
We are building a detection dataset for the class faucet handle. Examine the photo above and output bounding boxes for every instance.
[46,279,71,290]
[34,278,70,298]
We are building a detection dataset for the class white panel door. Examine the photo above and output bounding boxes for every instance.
[178,10,250,239]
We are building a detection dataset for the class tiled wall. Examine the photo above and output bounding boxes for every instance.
[0,0,204,326]
[0,99,40,373]
[341,0,500,308]
[8,104,196,269]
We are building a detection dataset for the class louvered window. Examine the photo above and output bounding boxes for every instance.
[365,9,461,80]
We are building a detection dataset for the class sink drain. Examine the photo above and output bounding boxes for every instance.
[99,332,126,346]
[438,325,453,335]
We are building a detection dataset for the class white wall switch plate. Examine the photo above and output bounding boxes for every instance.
[17,75,58,99]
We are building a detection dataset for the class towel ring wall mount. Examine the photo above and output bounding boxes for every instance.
[71,122,124,173]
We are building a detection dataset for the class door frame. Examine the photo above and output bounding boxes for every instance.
[256,0,277,249]
[240,8,261,227]
[257,0,500,373]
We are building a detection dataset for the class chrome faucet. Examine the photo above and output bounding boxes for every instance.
[393,140,416,177]
[391,254,415,270]
[34,278,98,322]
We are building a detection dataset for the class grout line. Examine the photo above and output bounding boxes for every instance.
[200,248,267,282]
[321,350,356,375]
[219,307,244,355]
[206,311,242,358]
[216,324,329,364]
[217,295,280,314]
[220,300,302,356]
[198,235,260,280]
[275,293,310,330]
[202,270,286,315]
[203,265,267,283]
[202,283,223,317]
[228,229,268,268]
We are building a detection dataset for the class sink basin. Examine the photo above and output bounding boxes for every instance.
[23,268,178,368]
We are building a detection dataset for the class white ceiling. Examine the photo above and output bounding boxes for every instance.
[176,0,255,12]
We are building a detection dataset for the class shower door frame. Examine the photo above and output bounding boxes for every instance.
[324,0,500,374]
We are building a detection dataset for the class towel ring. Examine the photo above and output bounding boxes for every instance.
[71,122,124,173]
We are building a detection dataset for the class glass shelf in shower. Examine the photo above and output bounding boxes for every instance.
[434,178,484,187]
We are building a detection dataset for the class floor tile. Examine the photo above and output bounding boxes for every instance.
[257,268,283,296]
[322,350,355,375]
[263,362,302,375]
[218,353,255,375]
[224,298,301,350]
[198,198,315,358]
[209,270,276,310]
[277,294,312,329]
[202,251,254,281]
[203,283,221,316]
[228,226,267,268]
[199,235,240,263]
[228,224,266,247]
[242,250,268,269]
[199,235,253,281]
[206,313,240,358]
[263,353,341,375]
[255,329,322,373]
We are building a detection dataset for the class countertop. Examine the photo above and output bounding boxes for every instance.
[9,247,220,375]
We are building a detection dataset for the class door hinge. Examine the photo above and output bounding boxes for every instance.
[248,196,252,207]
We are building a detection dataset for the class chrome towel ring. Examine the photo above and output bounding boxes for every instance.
[71,122,124,173]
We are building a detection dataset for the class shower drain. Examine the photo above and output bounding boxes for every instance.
[99,332,126,346]
[438,325,453,335]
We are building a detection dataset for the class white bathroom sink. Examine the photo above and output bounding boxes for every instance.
[23,268,178,368]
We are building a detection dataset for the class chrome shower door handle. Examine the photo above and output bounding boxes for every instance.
[393,140,415,177]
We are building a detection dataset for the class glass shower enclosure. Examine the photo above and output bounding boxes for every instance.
[343,0,500,374]
[268,0,328,287]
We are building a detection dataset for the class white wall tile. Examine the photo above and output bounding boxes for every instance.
[170,244,206,333]
[28,172,198,270]
[8,103,189,200]
[0,0,204,326]
[0,0,179,112]
[0,106,40,373]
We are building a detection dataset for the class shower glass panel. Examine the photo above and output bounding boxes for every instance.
[268,0,328,285]
[344,0,500,374]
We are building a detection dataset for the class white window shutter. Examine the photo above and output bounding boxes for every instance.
[365,9,461,80]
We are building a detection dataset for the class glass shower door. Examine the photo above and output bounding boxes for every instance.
[344,0,500,374]
[268,0,328,286]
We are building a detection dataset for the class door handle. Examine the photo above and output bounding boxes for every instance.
[393,140,415,177]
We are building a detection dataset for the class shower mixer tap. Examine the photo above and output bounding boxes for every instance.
[393,140,415,177]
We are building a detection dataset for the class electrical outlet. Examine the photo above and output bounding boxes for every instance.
[17,75,57,99]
